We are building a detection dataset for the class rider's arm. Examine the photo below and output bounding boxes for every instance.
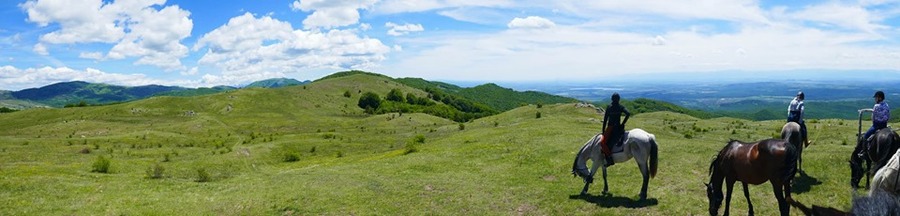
[602,107,609,132]
[622,107,631,126]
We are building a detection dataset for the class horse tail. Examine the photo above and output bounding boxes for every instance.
[649,134,659,178]
[782,141,799,183]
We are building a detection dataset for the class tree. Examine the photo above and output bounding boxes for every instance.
[386,89,405,102]
[358,92,382,113]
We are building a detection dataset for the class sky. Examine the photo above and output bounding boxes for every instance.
[1,0,899,90]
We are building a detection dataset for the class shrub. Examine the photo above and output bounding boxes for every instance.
[335,151,344,158]
[195,168,211,182]
[413,134,426,144]
[358,92,382,112]
[458,123,465,131]
[494,121,499,127]
[146,163,165,179]
[404,142,418,155]
[536,103,543,108]
[536,112,542,119]
[282,152,300,162]
[309,146,316,153]
[91,155,111,173]
[79,147,92,154]
[386,89,405,102]
[343,90,352,98]
[162,154,171,162]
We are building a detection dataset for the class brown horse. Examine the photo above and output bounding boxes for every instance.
[706,139,798,216]
[851,128,900,189]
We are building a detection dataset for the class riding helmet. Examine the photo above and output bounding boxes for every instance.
[611,93,620,103]
[875,91,886,99]
[797,91,804,100]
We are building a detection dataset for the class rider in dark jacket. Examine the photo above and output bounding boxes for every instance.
[602,93,631,167]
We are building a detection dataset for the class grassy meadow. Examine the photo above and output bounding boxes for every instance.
[0,74,867,215]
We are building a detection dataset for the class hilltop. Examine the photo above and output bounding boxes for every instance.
[244,78,309,88]
[0,71,862,214]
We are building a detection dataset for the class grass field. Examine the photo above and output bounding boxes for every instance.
[0,74,869,215]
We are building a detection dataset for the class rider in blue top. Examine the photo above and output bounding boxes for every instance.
[861,91,890,143]
[787,91,808,145]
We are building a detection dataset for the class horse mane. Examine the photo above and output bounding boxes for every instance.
[852,189,900,215]
[709,140,741,177]
[571,135,597,175]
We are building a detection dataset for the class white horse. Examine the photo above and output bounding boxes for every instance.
[571,128,659,200]
[782,122,805,172]
[871,149,900,195]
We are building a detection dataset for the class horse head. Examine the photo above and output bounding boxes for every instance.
[706,182,723,216]
[850,152,865,188]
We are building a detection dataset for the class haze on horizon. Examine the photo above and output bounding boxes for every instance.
[1,0,899,91]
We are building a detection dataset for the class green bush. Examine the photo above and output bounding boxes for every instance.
[146,163,165,179]
[413,134,426,144]
[404,142,418,155]
[358,92,382,113]
[282,152,300,162]
[195,168,211,182]
[536,111,542,119]
[386,89,405,102]
[91,155,111,173]
[343,90,352,98]
[458,123,465,131]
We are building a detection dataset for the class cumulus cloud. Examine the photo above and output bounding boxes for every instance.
[652,35,666,46]
[507,16,556,29]
[291,0,377,29]
[32,43,48,55]
[386,22,424,36]
[194,13,390,84]
[0,65,170,90]
[20,0,193,70]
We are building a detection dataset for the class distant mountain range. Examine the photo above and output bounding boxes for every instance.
[0,78,309,108]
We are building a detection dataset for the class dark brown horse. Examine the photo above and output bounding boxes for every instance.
[851,128,900,189]
[706,139,798,216]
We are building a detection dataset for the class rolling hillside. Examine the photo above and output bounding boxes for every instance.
[244,78,309,88]
[0,72,865,215]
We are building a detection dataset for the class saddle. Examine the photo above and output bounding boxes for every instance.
[595,131,629,154]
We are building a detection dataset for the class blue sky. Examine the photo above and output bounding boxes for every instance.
[1,0,899,90]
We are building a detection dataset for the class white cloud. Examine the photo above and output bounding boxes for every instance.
[359,23,372,31]
[20,0,192,70]
[0,65,182,90]
[181,67,198,76]
[292,0,378,29]
[32,43,48,55]
[507,16,555,29]
[386,23,900,81]
[375,0,514,14]
[386,22,424,36]
[194,13,390,84]
[652,35,666,46]
[790,3,887,33]
[79,52,104,60]
[554,0,771,24]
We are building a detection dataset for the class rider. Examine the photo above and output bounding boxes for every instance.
[787,91,808,145]
[601,93,631,167]
[861,91,890,144]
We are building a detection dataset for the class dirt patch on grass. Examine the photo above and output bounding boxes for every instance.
[515,203,537,215]
[542,175,556,181]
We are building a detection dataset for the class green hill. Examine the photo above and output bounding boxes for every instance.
[455,83,577,111]
[244,78,309,88]
[154,86,238,97]
[10,81,187,107]
[0,71,860,215]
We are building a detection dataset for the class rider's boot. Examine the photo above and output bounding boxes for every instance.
[604,154,615,167]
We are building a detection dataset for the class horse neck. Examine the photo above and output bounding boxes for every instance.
[574,141,596,170]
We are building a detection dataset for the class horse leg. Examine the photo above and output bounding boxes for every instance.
[639,160,650,200]
[866,159,872,190]
[742,182,753,216]
[601,166,609,194]
[581,181,591,196]
[724,179,735,216]
[772,182,789,216]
